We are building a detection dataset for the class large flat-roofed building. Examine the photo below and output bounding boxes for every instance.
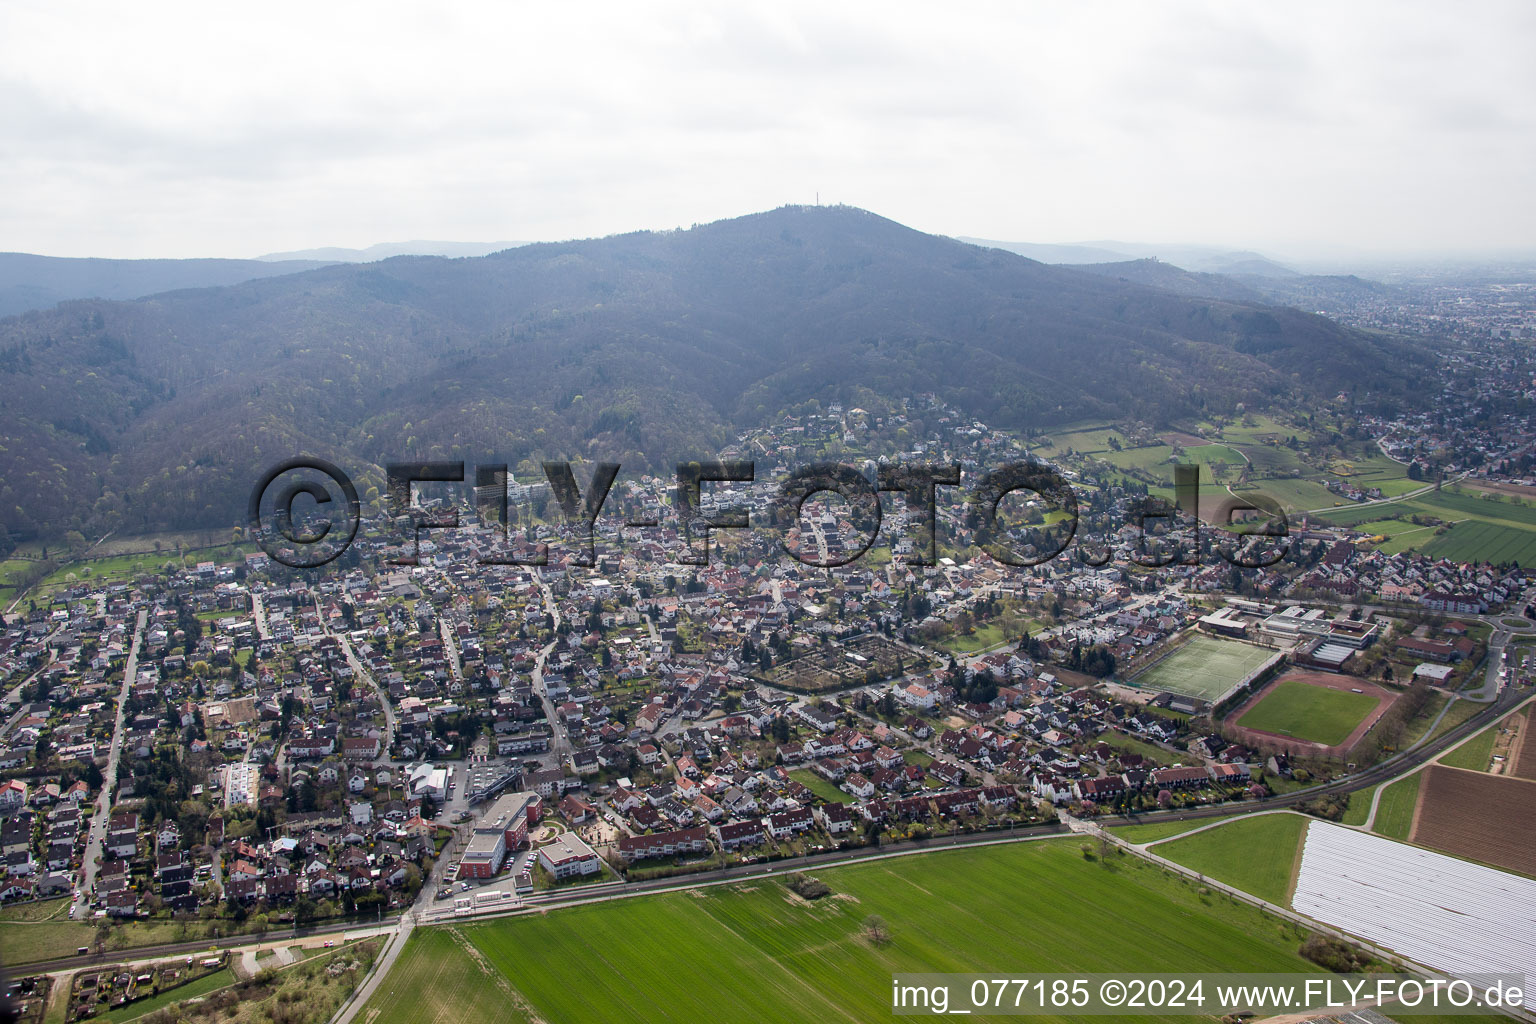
[1197,606,1248,636]
[222,762,259,808]
[1326,618,1379,649]
[536,833,601,879]
[1258,606,1330,645]
[457,790,543,879]
[458,829,508,879]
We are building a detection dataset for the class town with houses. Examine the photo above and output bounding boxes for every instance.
[0,371,1532,955]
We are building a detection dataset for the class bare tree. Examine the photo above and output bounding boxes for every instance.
[863,914,891,947]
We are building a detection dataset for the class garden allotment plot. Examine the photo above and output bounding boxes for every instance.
[1131,634,1276,702]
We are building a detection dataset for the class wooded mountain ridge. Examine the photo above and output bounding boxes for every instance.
[0,205,1429,543]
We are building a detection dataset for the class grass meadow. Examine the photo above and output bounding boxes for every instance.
[1151,813,1308,906]
[362,840,1323,1024]
[1371,772,1423,840]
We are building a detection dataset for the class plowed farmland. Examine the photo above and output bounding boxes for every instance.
[1512,710,1536,780]
[1411,765,1536,877]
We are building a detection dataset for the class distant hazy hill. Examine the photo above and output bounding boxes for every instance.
[954,239,1131,265]
[258,240,528,262]
[1229,273,1398,314]
[984,244,1395,315]
[1070,259,1271,304]
[0,253,335,318]
[960,237,1300,277]
[0,205,1430,541]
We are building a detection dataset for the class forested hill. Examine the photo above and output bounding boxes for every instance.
[0,253,335,318]
[0,205,1430,542]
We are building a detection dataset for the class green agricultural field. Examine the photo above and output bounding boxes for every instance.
[1408,487,1536,528]
[1096,444,1175,474]
[1420,520,1536,566]
[1347,518,1432,542]
[1231,444,1307,476]
[1374,531,1439,556]
[0,558,34,597]
[367,930,515,1023]
[0,899,70,923]
[1300,513,1433,554]
[1372,772,1423,840]
[1372,476,1425,498]
[1247,477,1345,513]
[1182,443,1246,468]
[1153,813,1308,905]
[1311,517,1431,555]
[1315,503,1402,528]
[0,916,260,967]
[1334,453,1416,496]
[1436,715,1506,772]
[1313,485,1536,556]
[1032,424,1121,457]
[363,840,1321,1024]
[1130,634,1275,702]
[0,920,97,965]
[1234,679,1379,747]
[1210,413,1309,446]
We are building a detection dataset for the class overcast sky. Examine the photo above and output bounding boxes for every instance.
[2,0,1532,261]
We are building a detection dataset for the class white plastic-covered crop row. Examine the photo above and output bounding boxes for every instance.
[1291,820,1536,1009]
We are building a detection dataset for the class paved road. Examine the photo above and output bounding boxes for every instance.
[77,608,146,916]
[1301,471,1471,516]
[315,596,396,752]
[341,635,395,752]
[532,576,571,770]
[1462,583,1536,702]
[250,591,272,642]
[438,617,463,683]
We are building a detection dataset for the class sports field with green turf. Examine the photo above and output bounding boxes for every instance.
[1130,634,1275,702]
[1152,813,1308,905]
[362,841,1321,1024]
[1234,679,1379,747]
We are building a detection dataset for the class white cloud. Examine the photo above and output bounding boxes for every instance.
[1,0,1531,259]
